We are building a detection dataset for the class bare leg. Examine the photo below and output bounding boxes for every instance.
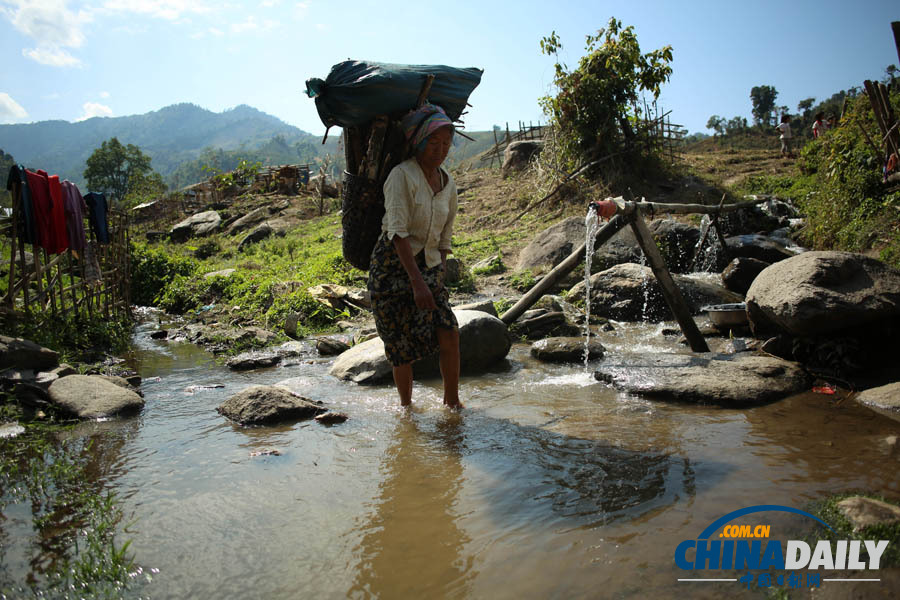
[392,363,413,406]
[437,327,462,409]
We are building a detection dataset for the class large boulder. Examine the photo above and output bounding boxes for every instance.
[568,263,742,322]
[330,309,511,384]
[226,207,269,236]
[721,257,771,296]
[170,210,221,242]
[724,234,795,264]
[238,222,273,251]
[47,374,144,419]
[217,385,324,425]
[501,140,543,175]
[594,353,811,407]
[746,251,900,337]
[854,382,900,423]
[516,216,586,272]
[0,336,59,372]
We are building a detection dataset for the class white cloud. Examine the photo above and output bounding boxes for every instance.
[315,23,327,31]
[0,92,29,123]
[294,1,309,18]
[102,0,211,21]
[4,0,92,68]
[209,26,223,36]
[230,16,275,34]
[23,45,82,67]
[99,90,110,98]
[261,0,280,6]
[76,102,113,121]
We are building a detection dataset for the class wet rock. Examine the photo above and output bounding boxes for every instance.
[723,234,795,264]
[170,210,221,242]
[594,353,811,407]
[455,299,498,317]
[47,374,145,419]
[284,313,301,338]
[316,337,351,356]
[250,448,282,457]
[569,263,742,322]
[531,337,605,363]
[718,204,784,235]
[330,310,511,384]
[647,218,701,274]
[275,341,309,357]
[150,329,169,339]
[238,222,273,250]
[177,324,279,351]
[315,411,349,425]
[721,257,770,296]
[512,310,582,340]
[0,335,59,371]
[471,254,504,274]
[854,382,900,423]
[217,385,325,425]
[501,139,543,175]
[836,496,900,532]
[746,251,900,337]
[226,352,282,371]
[760,335,794,361]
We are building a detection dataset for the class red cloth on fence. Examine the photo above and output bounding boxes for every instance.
[46,173,69,254]
[24,169,54,252]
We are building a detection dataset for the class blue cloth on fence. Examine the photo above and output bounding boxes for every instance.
[6,164,37,244]
[84,191,110,243]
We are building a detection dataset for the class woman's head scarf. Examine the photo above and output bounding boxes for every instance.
[401,103,454,154]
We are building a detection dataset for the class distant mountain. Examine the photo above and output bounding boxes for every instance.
[0,103,333,189]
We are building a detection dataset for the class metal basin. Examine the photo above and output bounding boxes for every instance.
[703,303,748,328]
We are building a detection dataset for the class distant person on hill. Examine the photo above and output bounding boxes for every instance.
[776,114,793,158]
[367,103,462,410]
[812,112,827,139]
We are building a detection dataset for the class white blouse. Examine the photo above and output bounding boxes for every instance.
[381,158,457,269]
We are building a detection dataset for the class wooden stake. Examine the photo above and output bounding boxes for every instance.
[629,211,710,352]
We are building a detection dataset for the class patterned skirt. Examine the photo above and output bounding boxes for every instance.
[367,233,458,366]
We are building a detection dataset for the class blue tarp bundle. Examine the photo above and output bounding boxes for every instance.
[305,60,483,128]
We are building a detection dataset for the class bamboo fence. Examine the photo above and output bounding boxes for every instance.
[2,180,131,327]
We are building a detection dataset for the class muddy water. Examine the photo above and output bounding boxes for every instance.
[35,316,900,597]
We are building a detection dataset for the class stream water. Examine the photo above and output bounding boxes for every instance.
[5,310,899,598]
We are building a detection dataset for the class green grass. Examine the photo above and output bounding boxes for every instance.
[0,423,138,597]
[807,492,900,568]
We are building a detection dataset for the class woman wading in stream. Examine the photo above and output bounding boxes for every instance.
[367,103,462,409]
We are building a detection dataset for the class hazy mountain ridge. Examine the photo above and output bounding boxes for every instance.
[0,103,321,189]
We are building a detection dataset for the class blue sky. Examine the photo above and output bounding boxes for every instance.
[1,0,898,136]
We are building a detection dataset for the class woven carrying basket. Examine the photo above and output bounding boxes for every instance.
[341,170,385,271]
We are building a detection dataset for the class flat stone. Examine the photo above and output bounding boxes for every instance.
[47,374,145,419]
[854,382,900,423]
[217,385,325,425]
[594,353,810,407]
[836,496,900,532]
[531,337,605,363]
[453,299,498,317]
[0,335,59,371]
[226,352,281,371]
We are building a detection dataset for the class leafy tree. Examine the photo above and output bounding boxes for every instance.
[539,18,674,168]
[725,116,748,135]
[83,137,154,203]
[750,85,778,127]
[706,115,725,136]
[798,97,816,118]
[123,171,167,209]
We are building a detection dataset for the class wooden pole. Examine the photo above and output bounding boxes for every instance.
[629,211,710,352]
[500,215,628,324]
